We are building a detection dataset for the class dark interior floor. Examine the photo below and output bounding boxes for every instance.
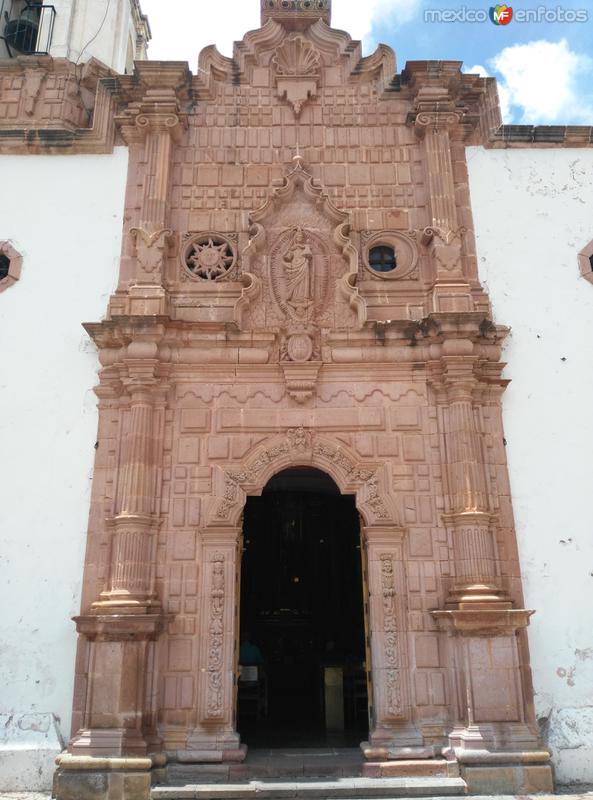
[239,719,368,749]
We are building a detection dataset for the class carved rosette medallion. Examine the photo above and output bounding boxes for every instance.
[270,228,329,323]
[286,332,314,362]
[206,552,226,719]
[181,232,237,281]
[380,553,403,718]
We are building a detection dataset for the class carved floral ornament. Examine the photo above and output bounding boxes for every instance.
[380,553,404,718]
[206,429,399,528]
[206,552,225,719]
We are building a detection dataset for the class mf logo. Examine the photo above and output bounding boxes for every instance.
[490,4,513,24]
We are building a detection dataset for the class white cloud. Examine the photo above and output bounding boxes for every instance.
[465,63,511,123]
[141,0,260,64]
[140,0,421,67]
[492,39,592,124]
[333,0,422,51]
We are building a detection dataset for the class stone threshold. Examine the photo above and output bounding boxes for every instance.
[151,776,467,799]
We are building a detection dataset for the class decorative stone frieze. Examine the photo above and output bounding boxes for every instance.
[261,0,331,27]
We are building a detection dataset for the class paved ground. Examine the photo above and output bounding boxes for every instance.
[2,792,593,799]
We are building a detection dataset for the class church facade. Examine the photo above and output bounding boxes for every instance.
[1,1,593,797]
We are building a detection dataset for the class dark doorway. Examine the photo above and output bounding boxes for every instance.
[237,467,368,747]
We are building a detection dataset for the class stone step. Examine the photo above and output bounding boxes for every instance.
[167,755,365,783]
[362,759,458,779]
[151,776,467,799]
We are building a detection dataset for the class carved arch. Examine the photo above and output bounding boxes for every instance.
[204,429,402,529]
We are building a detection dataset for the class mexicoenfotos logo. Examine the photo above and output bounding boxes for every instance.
[424,5,588,23]
[490,4,513,24]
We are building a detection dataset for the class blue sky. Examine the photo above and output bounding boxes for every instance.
[141,0,593,125]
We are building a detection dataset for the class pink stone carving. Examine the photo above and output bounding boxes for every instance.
[52,19,553,796]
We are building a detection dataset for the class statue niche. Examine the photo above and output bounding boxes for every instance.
[236,157,366,333]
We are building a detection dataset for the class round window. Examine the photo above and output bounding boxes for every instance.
[368,245,397,273]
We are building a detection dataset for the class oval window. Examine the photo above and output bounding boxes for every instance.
[368,245,397,273]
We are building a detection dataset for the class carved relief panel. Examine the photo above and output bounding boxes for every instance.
[238,157,365,335]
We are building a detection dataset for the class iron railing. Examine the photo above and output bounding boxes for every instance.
[1,2,56,57]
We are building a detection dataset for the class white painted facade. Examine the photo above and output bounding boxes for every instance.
[0,0,149,72]
[0,147,128,791]
[0,143,592,790]
[467,146,593,786]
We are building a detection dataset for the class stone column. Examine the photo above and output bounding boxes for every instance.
[361,527,427,760]
[184,527,246,762]
[413,86,473,313]
[434,344,507,608]
[96,343,167,612]
[429,334,552,791]
[66,338,168,744]
[110,63,189,317]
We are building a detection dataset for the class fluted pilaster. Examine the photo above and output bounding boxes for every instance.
[432,347,508,607]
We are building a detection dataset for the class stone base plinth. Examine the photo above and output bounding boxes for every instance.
[362,758,459,778]
[53,754,162,800]
[176,744,247,763]
[456,750,554,794]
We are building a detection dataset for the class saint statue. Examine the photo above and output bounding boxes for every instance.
[283,227,313,313]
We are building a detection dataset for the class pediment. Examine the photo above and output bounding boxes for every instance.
[193,17,396,98]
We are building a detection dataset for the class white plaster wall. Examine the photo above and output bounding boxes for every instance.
[467,146,593,786]
[48,0,145,72]
[0,146,128,790]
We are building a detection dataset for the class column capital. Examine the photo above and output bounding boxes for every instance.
[117,108,188,145]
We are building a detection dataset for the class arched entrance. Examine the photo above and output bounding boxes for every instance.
[190,432,414,761]
[237,467,369,747]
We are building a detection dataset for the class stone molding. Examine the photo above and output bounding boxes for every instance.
[205,428,400,529]
[0,57,119,154]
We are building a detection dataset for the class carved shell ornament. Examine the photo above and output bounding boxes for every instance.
[272,35,321,76]
[182,233,237,281]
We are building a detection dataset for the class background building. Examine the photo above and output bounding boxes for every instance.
[0,0,592,795]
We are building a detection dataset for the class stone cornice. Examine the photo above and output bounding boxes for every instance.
[0,58,119,154]
[488,124,593,148]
